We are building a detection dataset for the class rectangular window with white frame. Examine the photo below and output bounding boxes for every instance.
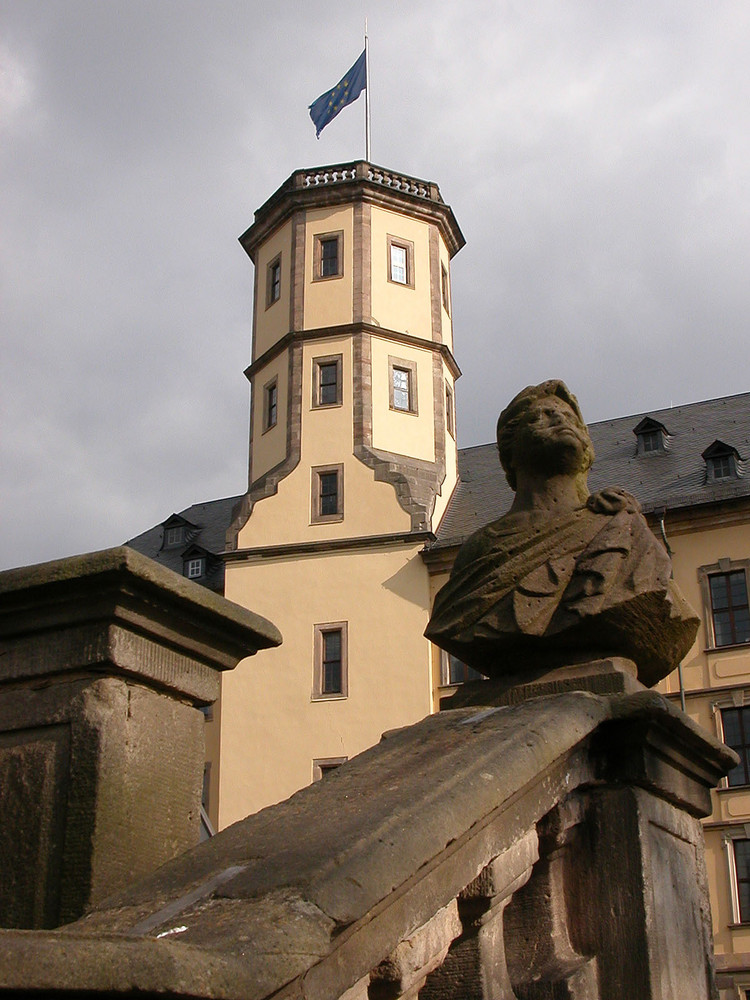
[699,559,750,649]
[440,650,485,686]
[387,235,414,287]
[313,623,348,699]
[720,705,750,786]
[311,464,343,523]
[389,356,418,415]
[725,832,750,924]
[312,354,343,408]
[313,231,343,280]
[186,557,204,579]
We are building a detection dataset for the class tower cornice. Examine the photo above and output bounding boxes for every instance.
[243,323,462,382]
[240,161,465,261]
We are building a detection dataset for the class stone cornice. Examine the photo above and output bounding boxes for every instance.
[0,547,282,700]
[240,161,465,262]
[224,530,435,563]
[643,495,750,535]
[244,324,462,382]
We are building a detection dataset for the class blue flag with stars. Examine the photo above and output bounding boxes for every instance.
[309,49,367,138]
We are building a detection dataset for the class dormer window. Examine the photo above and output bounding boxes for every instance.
[710,455,733,480]
[166,526,184,546]
[161,514,196,550]
[702,440,740,482]
[186,557,205,579]
[182,544,210,581]
[633,417,668,456]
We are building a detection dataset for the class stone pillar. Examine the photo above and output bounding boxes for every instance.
[0,547,281,930]
[582,698,722,998]
[505,692,729,1000]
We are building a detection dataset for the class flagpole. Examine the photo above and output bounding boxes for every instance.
[364,20,371,162]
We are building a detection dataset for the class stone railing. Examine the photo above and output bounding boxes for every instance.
[289,161,443,204]
[0,669,735,999]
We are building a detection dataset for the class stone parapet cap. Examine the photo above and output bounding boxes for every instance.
[240,160,465,262]
[593,688,739,817]
[0,547,281,703]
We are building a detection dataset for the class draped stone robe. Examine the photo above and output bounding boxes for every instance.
[426,490,699,687]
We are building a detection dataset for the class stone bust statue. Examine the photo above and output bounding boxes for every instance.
[425,380,699,688]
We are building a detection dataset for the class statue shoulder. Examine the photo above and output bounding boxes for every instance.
[586,487,641,516]
[452,522,496,573]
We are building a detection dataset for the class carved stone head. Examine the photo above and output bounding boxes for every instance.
[496,380,595,491]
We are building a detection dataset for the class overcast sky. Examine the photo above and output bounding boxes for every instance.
[2,1,749,570]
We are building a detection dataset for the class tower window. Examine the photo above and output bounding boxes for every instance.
[389,357,418,414]
[263,377,278,432]
[313,622,348,699]
[710,571,750,647]
[391,245,407,283]
[312,355,343,408]
[314,231,343,280]
[387,236,414,288]
[267,255,281,306]
[441,263,450,314]
[446,384,455,438]
[311,464,344,523]
[319,473,338,515]
[393,368,410,409]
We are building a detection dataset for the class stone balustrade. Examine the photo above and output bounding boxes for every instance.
[0,676,736,999]
[288,161,443,203]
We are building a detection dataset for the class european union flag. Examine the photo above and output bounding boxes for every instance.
[309,50,367,138]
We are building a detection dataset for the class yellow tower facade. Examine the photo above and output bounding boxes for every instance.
[215,163,464,826]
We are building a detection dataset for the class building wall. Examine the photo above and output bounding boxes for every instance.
[220,542,433,826]
[370,336,436,462]
[370,207,434,338]
[656,516,750,976]
[250,351,289,483]
[303,205,354,329]
[239,335,412,549]
[253,219,293,357]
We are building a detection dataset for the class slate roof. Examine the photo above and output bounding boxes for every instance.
[434,391,750,548]
[125,495,244,592]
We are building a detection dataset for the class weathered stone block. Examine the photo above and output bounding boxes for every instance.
[0,547,281,929]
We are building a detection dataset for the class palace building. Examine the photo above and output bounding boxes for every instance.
[127,161,750,998]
